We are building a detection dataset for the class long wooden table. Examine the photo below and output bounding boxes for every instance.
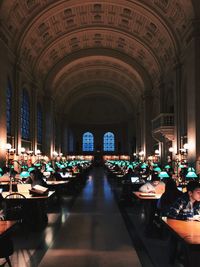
[162,218,200,244]
[162,218,200,266]
[2,191,55,199]
[133,191,162,200]
[0,221,17,236]
[2,191,55,231]
[133,192,162,228]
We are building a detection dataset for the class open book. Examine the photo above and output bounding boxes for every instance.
[29,184,49,196]
[139,192,156,197]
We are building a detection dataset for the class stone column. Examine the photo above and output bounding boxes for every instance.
[173,62,182,155]
[13,63,22,155]
[0,68,7,165]
[135,111,141,155]
[31,85,37,154]
[61,115,69,155]
[55,113,62,154]
[127,114,135,156]
[184,24,200,169]
[43,95,55,157]
[142,91,154,158]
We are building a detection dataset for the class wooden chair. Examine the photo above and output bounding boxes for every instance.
[0,235,13,267]
[4,193,26,221]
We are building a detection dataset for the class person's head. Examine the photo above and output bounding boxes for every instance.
[164,178,177,192]
[151,173,160,186]
[29,170,36,181]
[187,181,200,202]
[127,168,133,174]
[2,166,10,174]
[30,169,42,180]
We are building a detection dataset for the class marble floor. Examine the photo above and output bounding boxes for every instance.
[5,167,144,267]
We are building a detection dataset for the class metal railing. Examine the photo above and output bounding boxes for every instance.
[152,113,174,130]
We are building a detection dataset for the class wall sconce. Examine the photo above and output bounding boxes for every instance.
[138,150,144,161]
[183,143,189,151]
[36,149,41,155]
[52,151,58,157]
[154,149,160,162]
[5,143,12,167]
[5,143,12,151]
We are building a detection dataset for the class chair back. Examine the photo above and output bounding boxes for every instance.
[5,192,26,199]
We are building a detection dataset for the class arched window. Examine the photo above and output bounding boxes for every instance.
[21,89,30,140]
[103,132,115,151]
[37,103,42,144]
[82,132,94,152]
[6,80,12,135]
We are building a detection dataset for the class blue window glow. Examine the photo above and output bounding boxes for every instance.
[21,89,30,140]
[6,80,12,135]
[82,132,94,152]
[103,132,115,151]
[37,103,42,144]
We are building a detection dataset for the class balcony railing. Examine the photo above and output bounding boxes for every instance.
[152,113,174,130]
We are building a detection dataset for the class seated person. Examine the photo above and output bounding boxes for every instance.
[139,173,165,194]
[0,166,10,182]
[123,168,135,183]
[167,180,200,220]
[25,169,47,187]
[157,178,183,216]
[52,167,62,181]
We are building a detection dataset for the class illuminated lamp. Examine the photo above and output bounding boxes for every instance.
[158,171,170,179]
[20,171,30,178]
[186,171,198,179]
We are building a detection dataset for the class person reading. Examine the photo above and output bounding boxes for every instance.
[139,174,165,194]
[167,180,200,220]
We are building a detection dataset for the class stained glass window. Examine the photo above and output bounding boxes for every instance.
[6,80,12,135]
[103,132,115,151]
[37,103,42,144]
[82,132,94,152]
[21,89,30,140]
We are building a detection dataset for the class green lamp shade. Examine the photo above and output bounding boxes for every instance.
[141,163,148,169]
[46,167,54,172]
[164,165,171,169]
[187,167,195,172]
[34,163,41,167]
[158,171,170,178]
[153,163,158,167]
[179,164,187,168]
[154,167,161,172]
[28,167,35,172]
[20,171,30,178]
[59,164,65,169]
[186,171,198,178]
[0,168,3,172]
[128,165,133,169]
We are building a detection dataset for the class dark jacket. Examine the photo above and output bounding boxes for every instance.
[167,193,200,220]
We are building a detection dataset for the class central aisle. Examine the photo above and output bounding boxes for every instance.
[39,167,141,267]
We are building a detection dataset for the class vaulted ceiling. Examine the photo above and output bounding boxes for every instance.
[0,0,195,123]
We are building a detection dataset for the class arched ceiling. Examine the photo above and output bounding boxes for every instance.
[0,0,195,119]
[68,94,130,124]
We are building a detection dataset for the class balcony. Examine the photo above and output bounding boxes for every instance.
[152,113,175,142]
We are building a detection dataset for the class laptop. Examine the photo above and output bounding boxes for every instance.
[17,184,32,193]
[60,172,72,178]
[131,177,139,183]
